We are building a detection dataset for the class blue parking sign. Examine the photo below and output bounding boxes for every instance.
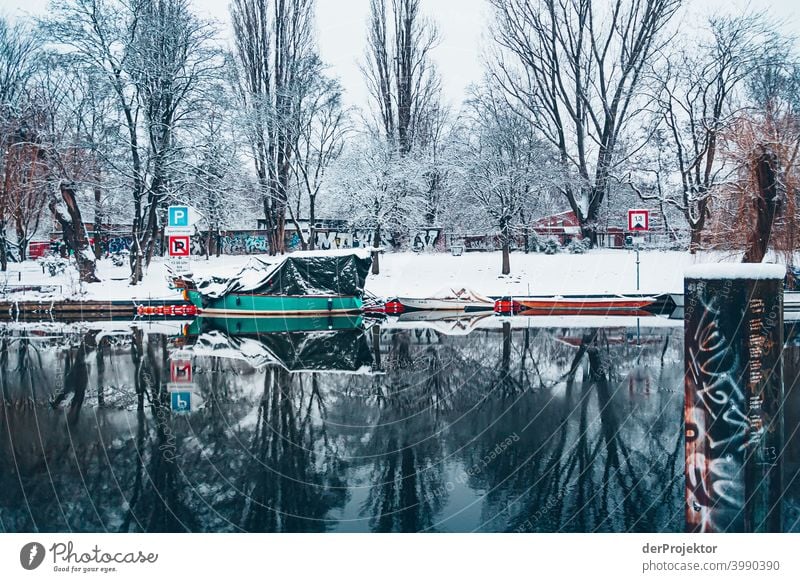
[168,206,189,227]
[171,391,191,413]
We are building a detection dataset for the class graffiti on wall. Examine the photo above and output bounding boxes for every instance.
[411,229,441,252]
[684,277,783,533]
[106,236,132,254]
[219,233,270,255]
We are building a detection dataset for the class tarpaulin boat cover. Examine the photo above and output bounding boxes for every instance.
[190,328,374,373]
[190,250,372,299]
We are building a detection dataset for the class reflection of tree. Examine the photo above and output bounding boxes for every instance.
[235,367,347,532]
[356,329,449,532]
[451,327,684,532]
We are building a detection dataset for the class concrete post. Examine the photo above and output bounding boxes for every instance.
[684,264,785,532]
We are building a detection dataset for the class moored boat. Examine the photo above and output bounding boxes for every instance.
[397,287,494,312]
[514,295,657,314]
[179,250,372,317]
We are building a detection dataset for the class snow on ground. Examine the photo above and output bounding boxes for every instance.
[0,249,749,302]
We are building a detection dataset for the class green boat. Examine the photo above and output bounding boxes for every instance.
[180,251,372,317]
[185,313,364,335]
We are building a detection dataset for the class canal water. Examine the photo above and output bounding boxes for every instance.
[1,317,799,532]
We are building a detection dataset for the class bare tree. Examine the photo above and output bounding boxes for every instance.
[362,0,441,156]
[0,18,38,270]
[488,0,680,245]
[453,82,557,275]
[709,47,800,264]
[629,16,771,252]
[288,73,349,250]
[330,132,426,274]
[230,0,317,256]
[44,0,221,284]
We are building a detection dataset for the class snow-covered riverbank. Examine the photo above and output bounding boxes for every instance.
[0,249,742,302]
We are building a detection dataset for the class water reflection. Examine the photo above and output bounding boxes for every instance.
[0,317,798,532]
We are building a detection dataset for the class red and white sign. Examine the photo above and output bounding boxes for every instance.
[168,235,190,257]
[170,359,192,383]
[627,209,650,231]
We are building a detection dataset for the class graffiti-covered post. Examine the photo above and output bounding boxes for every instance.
[684,264,785,533]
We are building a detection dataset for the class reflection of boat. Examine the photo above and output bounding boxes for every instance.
[179,250,371,316]
[185,327,374,373]
[391,311,493,335]
[397,287,494,312]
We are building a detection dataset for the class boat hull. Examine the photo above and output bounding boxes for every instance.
[517,297,655,313]
[397,298,494,312]
[186,290,362,316]
[186,314,363,335]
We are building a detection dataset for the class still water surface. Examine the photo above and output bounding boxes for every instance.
[1,317,799,532]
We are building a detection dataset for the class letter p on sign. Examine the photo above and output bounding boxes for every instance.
[169,236,190,257]
[169,206,189,227]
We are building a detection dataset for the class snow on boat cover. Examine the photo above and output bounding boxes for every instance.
[184,249,373,299]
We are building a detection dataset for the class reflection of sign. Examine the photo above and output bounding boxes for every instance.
[628,209,649,231]
[171,390,192,413]
[170,359,192,383]
[168,236,190,257]
[169,206,189,227]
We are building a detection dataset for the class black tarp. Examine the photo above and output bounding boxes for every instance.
[191,252,372,299]
[255,254,372,296]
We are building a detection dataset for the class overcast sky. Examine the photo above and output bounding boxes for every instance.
[2,0,799,109]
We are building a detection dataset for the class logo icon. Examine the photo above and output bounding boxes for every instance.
[20,542,46,570]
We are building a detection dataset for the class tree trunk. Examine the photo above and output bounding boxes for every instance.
[743,148,782,263]
[0,225,7,272]
[49,181,100,283]
[308,196,316,250]
[93,180,103,259]
[372,223,381,275]
[689,225,703,254]
[501,221,511,275]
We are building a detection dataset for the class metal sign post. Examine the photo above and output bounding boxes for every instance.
[166,205,193,274]
[627,209,650,292]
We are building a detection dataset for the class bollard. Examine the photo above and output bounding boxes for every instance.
[684,263,785,532]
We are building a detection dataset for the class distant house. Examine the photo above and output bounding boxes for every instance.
[530,210,582,244]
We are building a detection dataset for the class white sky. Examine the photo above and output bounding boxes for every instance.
[1,0,799,109]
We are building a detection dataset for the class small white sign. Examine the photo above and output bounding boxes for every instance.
[164,226,193,236]
[169,257,191,273]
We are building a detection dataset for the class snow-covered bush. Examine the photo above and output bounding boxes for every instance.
[111,249,130,267]
[525,231,542,252]
[542,237,561,254]
[567,238,590,254]
[40,256,70,277]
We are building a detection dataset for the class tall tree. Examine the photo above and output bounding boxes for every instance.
[454,82,557,275]
[0,18,38,270]
[288,73,349,250]
[230,0,317,256]
[362,0,441,155]
[488,0,680,244]
[630,16,771,252]
[44,0,220,284]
